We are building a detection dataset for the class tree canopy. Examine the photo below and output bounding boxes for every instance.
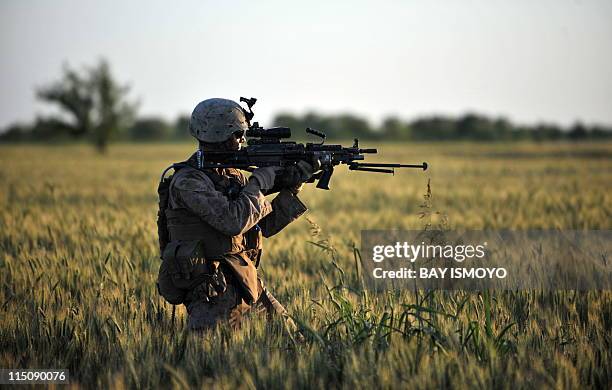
[35,59,138,151]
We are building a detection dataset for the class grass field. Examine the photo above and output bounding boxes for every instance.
[0,142,611,389]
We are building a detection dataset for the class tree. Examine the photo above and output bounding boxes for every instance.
[0,123,31,142]
[37,59,137,152]
[568,121,587,140]
[456,113,495,140]
[174,115,191,140]
[380,116,410,140]
[533,122,563,141]
[272,112,375,140]
[493,117,514,140]
[129,117,171,140]
[328,114,372,139]
[410,116,456,140]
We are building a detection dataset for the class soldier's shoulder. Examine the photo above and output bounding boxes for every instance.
[171,166,215,192]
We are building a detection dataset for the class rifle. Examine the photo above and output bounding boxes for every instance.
[195,97,428,190]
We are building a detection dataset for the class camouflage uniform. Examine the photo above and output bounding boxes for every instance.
[167,163,307,330]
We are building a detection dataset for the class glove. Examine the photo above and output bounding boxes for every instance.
[275,160,314,190]
[292,160,316,194]
[296,160,317,181]
[249,166,283,192]
[279,160,317,194]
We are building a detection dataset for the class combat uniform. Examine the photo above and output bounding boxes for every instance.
[159,157,307,330]
[157,97,313,332]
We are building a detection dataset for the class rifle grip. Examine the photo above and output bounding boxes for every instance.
[316,167,333,190]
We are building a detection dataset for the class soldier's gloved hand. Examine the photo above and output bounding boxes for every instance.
[297,159,317,180]
[278,160,317,194]
[292,160,317,194]
[248,166,283,192]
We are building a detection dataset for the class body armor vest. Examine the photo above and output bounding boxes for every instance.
[164,165,262,261]
[157,163,262,305]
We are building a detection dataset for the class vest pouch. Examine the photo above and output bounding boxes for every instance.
[157,240,207,304]
[157,259,186,305]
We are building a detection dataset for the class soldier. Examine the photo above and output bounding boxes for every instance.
[156,98,314,331]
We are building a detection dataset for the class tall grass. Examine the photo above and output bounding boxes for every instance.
[0,142,610,388]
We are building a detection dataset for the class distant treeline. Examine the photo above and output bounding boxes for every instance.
[2,111,612,143]
[272,112,612,141]
[0,115,192,143]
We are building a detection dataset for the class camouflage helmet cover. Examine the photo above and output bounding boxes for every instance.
[189,98,248,143]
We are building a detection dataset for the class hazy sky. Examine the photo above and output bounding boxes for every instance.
[1,0,611,130]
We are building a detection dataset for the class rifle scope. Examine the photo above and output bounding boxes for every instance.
[246,127,291,139]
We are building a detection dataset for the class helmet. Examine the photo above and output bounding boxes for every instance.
[189,98,248,143]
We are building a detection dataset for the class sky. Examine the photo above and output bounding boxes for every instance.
[1,0,611,130]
